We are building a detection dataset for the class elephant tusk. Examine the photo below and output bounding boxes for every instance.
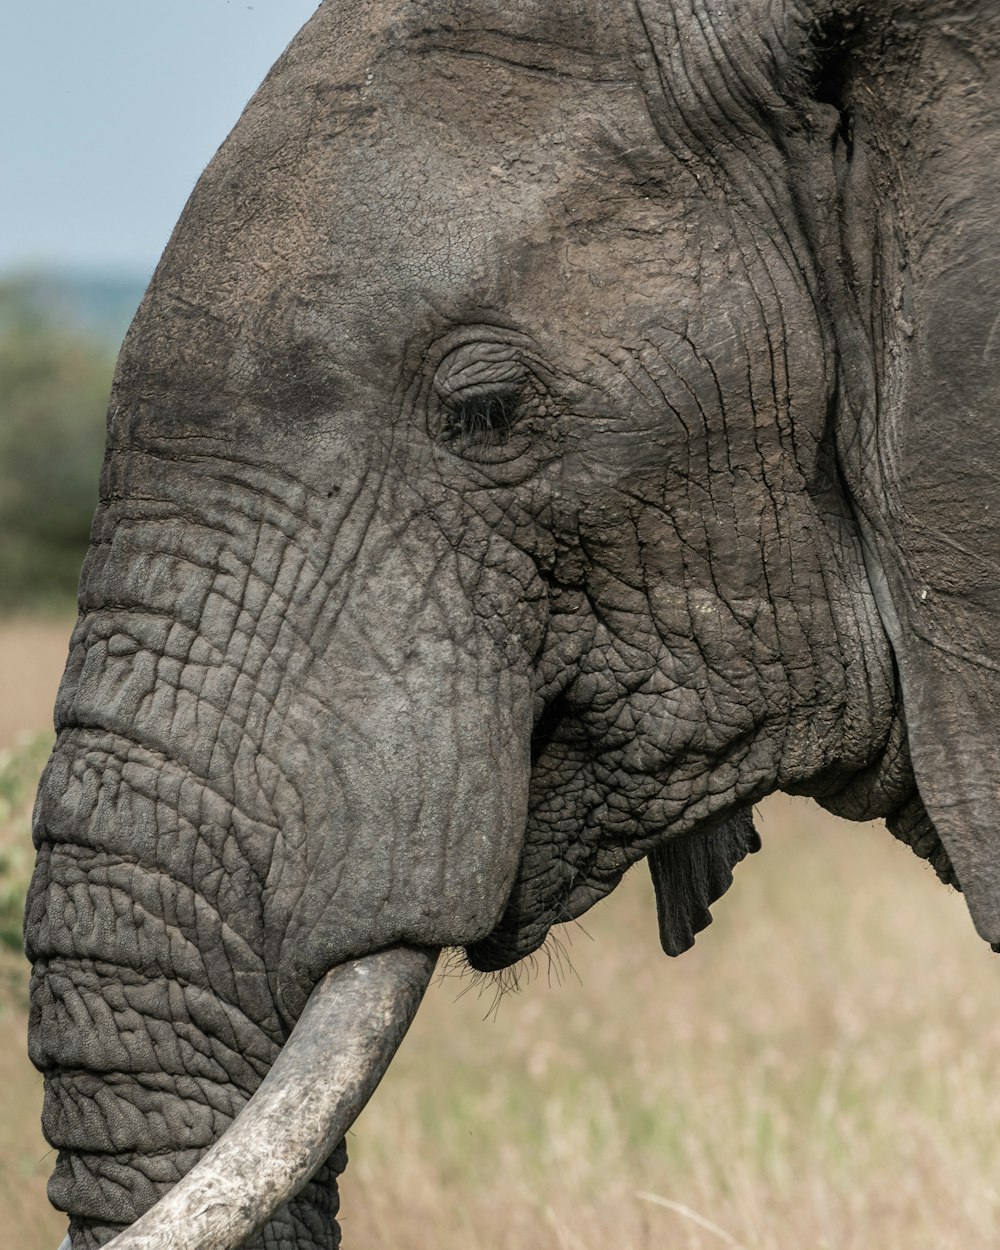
[98,943,438,1250]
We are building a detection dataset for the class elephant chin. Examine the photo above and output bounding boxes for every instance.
[92,945,437,1250]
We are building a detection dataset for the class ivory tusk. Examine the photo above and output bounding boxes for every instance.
[97,943,437,1250]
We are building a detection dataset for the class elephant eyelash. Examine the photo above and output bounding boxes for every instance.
[438,387,524,449]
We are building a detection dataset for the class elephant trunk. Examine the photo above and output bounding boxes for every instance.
[26,770,350,1250]
[27,442,535,1245]
[95,944,436,1250]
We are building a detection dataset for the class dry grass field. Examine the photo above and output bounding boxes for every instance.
[3,617,1000,1249]
[0,619,73,1247]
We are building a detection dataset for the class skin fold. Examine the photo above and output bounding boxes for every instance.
[25,1,1000,1245]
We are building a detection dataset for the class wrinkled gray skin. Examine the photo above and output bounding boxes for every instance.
[26,0,1000,1245]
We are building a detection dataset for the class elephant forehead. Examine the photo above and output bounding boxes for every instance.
[116,0,819,438]
[318,0,630,57]
[395,0,632,77]
[282,0,631,113]
[117,6,647,409]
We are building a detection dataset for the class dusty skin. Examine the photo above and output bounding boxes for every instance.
[22,0,1000,1246]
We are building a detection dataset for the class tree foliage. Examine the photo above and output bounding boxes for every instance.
[0,276,119,610]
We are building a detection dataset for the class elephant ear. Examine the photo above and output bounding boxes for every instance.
[647,809,760,957]
[819,5,1000,945]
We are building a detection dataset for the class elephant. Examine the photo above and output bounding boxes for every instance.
[26,0,1000,1245]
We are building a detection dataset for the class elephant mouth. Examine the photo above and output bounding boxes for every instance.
[465,679,656,975]
[98,944,438,1250]
[463,824,631,975]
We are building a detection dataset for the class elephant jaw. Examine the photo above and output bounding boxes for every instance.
[93,945,437,1250]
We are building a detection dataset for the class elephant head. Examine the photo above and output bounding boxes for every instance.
[27,0,1000,1245]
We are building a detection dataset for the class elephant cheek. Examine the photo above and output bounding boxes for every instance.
[272,655,534,1020]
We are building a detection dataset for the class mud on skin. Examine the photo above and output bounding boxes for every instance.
[26,1,1000,1245]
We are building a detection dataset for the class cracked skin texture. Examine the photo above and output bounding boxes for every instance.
[25,0,1000,1245]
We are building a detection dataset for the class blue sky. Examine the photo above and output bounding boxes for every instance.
[2,2,320,275]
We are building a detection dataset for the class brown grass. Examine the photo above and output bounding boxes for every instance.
[2,617,999,1248]
[342,801,1000,1250]
[0,617,72,751]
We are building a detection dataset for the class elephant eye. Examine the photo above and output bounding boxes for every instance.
[428,343,543,464]
[439,388,522,450]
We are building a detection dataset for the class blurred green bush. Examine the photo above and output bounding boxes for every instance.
[0,272,142,613]
[0,734,51,956]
